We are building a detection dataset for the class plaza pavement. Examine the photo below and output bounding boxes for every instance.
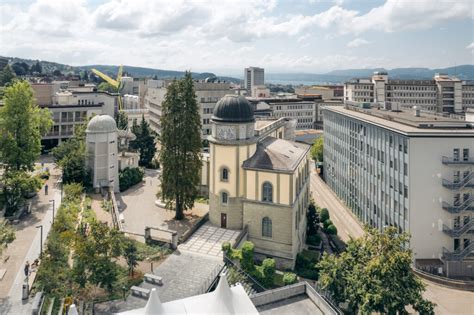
[309,167,474,314]
[0,162,62,315]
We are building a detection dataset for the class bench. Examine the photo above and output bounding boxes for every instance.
[131,286,150,298]
[31,291,43,315]
[144,273,163,285]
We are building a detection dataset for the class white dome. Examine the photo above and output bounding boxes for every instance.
[86,115,117,134]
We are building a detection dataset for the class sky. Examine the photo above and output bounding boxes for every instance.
[0,0,473,76]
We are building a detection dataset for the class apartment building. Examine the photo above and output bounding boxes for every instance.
[323,103,474,278]
[344,72,470,114]
[145,80,231,137]
[244,67,265,96]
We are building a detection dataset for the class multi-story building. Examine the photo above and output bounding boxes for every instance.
[344,72,470,114]
[295,85,344,100]
[34,88,118,150]
[323,102,474,278]
[146,80,231,137]
[244,67,264,96]
[462,81,474,111]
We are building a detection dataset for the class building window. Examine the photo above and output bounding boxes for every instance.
[221,167,229,182]
[221,192,228,205]
[262,217,272,237]
[262,182,273,202]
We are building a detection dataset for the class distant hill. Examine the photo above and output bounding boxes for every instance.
[1,56,241,83]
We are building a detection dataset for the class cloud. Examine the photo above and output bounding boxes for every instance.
[467,42,474,51]
[347,38,370,48]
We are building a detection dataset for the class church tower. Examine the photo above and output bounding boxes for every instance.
[209,95,257,229]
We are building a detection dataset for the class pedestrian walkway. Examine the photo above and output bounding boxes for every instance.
[0,165,62,315]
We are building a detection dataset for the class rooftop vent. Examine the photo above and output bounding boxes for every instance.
[414,106,421,117]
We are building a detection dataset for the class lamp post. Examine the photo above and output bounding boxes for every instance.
[36,225,43,259]
[49,199,55,223]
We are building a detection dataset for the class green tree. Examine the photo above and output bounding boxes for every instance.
[97,82,118,93]
[31,61,42,74]
[81,70,89,82]
[130,116,156,167]
[0,65,16,86]
[2,170,42,216]
[116,111,128,130]
[0,221,15,256]
[123,240,139,276]
[0,81,52,171]
[318,227,435,314]
[159,72,202,220]
[310,136,323,162]
[11,62,29,76]
[52,69,62,76]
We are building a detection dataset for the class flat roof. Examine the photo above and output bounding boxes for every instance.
[324,106,474,136]
[257,294,324,315]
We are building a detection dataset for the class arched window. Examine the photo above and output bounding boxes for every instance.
[262,217,272,237]
[221,192,228,204]
[262,182,273,202]
[221,167,229,181]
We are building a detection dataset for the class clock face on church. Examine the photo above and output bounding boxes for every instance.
[217,126,236,140]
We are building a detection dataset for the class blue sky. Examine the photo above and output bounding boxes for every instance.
[0,0,472,76]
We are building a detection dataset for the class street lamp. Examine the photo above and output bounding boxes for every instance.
[49,199,55,223]
[36,225,43,259]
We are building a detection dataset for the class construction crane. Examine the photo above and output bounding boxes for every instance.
[91,65,124,110]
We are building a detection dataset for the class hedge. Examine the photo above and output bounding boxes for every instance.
[119,167,144,192]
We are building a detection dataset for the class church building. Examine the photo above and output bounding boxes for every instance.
[208,95,311,268]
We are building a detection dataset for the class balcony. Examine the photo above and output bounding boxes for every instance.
[442,219,473,237]
[442,172,474,190]
[442,242,474,261]
[442,156,474,165]
[442,196,474,213]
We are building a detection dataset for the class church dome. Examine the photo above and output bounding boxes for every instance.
[212,95,254,123]
[86,115,117,134]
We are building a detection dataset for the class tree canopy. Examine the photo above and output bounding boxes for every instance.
[0,65,16,86]
[0,80,52,171]
[116,111,129,130]
[130,116,156,167]
[159,72,202,220]
[0,221,15,257]
[317,227,435,314]
[310,136,323,162]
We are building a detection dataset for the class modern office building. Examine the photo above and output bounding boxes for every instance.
[244,67,265,96]
[146,80,231,137]
[344,73,472,114]
[323,102,474,278]
[208,95,310,268]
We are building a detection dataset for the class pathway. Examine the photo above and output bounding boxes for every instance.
[0,164,62,315]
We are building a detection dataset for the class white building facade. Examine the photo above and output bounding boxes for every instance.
[323,104,474,278]
[244,67,264,96]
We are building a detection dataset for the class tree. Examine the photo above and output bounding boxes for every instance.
[31,61,42,74]
[130,116,156,167]
[318,227,435,314]
[159,72,202,220]
[2,170,42,216]
[311,136,323,162]
[0,80,52,171]
[0,65,16,86]
[123,240,138,276]
[11,62,29,76]
[97,82,118,93]
[0,221,15,256]
[81,70,89,82]
[52,69,62,77]
[116,111,128,130]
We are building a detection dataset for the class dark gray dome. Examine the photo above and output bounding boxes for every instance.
[212,95,254,123]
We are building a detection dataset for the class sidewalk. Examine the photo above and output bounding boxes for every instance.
[0,164,62,315]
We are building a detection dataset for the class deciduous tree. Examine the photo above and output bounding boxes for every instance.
[0,65,16,86]
[310,136,323,162]
[0,221,15,256]
[159,72,202,220]
[130,116,156,167]
[318,227,435,314]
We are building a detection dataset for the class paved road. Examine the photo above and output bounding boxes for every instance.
[309,167,474,314]
[309,169,364,242]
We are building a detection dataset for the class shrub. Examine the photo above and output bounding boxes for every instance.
[323,219,333,229]
[320,208,330,222]
[261,258,276,287]
[119,167,144,192]
[297,268,319,280]
[222,241,231,255]
[283,272,298,285]
[306,234,321,246]
[241,241,255,272]
[326,224,338,235]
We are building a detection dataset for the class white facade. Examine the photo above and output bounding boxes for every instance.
[323,104,474,278]
[244,67,264,96]
[270,101,316,130]
[86,115,120,193]
[344,73,469,114]
[146,80,231,137]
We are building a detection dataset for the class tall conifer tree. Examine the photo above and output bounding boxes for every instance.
[159,72,202,220]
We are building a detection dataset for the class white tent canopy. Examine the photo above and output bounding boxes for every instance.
[119,274,259,315]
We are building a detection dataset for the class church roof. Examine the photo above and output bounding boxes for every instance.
[212,94,255,123]
[243,137,309,173]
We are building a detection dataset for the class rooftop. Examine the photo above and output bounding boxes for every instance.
[324,105,474,136]
[243,137,309,173]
